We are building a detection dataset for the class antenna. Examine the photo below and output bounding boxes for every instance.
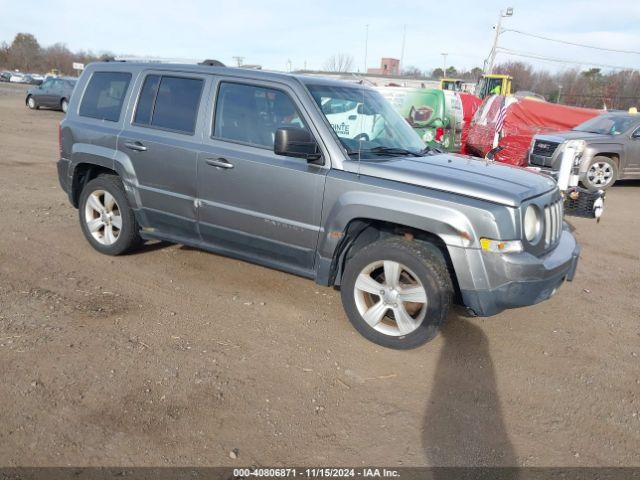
[363,24,369,73]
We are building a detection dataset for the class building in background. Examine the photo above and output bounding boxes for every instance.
[367,58,400,76]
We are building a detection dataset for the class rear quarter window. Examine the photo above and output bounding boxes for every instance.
[79,71,132,122]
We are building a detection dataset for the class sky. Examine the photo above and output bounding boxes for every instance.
[1,0,639,74]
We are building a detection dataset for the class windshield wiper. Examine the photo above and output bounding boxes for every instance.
[419,145,444,155]
[366,146,423,157]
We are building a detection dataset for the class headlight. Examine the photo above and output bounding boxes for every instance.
[523,205,542,242]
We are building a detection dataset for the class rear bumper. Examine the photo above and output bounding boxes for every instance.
[459,228,581,317]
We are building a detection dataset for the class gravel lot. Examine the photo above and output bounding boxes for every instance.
[0,82,638,467]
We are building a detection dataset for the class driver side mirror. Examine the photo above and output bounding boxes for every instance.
[274,127,321,163]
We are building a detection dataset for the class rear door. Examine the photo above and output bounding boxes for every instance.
[118,71,208,241]
[196,79,328,275]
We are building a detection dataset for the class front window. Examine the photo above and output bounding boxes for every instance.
[573,115,637,136]
[213,82,309,149]
[306,84,426,159]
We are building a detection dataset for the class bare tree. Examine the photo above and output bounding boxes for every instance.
[0,33,110,75]
[402,65,423,78]
[323,53,354,73]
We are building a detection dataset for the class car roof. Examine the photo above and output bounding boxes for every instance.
[599,111,640,119]
[87,61,371,90]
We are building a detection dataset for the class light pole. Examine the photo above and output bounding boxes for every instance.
[400,24,406,75]
[486,7,513,74]
[441,52,448,78]
[558,84,563,104]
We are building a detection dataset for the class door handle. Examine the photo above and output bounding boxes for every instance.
[124,141,147,152]
[205,157,234,169]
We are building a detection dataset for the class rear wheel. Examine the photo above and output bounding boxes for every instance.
[78,174,142,255]
[582,156,618,191]
[340,237,453,349]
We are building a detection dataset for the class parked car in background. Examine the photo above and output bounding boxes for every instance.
[529,112,640,190]
[56,62,580,349]
[22,74,43,85]
[26,77,77,113]
[9,72,25,83]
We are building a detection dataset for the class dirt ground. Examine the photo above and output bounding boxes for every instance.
[0,82,638,468]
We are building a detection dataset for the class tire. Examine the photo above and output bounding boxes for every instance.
[582,156,618,191]
[340,237,453,349]
[78,174,142,255]
[60,98,68,113]
[27,95,38,110]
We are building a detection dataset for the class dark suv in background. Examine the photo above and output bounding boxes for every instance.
[529,112,640,190]
[26,77,77,113]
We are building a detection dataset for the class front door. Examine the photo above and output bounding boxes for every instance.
[626,126,640,177]
[196,80,328,275]
[118,72,208,240]
[34,78,55,106]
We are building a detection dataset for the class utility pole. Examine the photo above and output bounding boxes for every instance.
[557,84,563,104]
[440,53,447,78]
[399,24,406,75]
[486,7,513,74]
[364,24,369,74]
[232,56,244,67]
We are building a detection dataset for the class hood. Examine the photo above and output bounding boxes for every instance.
[344,154,557,207]
[536,130,613,143]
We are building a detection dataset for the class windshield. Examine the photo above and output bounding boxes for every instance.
[573,115,637,135]
[306,83,427,159]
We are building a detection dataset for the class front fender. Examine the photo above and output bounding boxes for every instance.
[579,144,622,173]
[317,190,479,263]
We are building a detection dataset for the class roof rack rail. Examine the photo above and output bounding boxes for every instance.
[199,59,226,67]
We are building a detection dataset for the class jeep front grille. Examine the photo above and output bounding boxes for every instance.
[544,199,563,247]
[532,140,560,157]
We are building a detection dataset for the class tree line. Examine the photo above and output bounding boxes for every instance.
[404,62,639,110]
[0,33,112,76]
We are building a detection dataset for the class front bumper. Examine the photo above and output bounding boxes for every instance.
[460,228,581,317]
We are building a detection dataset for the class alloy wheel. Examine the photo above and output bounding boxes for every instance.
[84,189,122,245]
[587,161,614,187]
[353,260,428,336]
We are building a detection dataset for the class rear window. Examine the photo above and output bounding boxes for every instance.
[134,75,203,134]
[79,71,131,122]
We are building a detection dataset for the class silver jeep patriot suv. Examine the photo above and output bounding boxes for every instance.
[57,61,580,349]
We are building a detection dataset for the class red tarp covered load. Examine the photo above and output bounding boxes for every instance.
[465,95,601,166]
[458,92,483,155]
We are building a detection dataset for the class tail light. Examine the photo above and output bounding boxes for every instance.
[435,127,444,142]
[58,123,62,157]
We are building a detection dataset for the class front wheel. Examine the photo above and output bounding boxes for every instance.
[582,156,618,191]
[340,237,453,349]
[61,98,68,113]
[27,96,38,109]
